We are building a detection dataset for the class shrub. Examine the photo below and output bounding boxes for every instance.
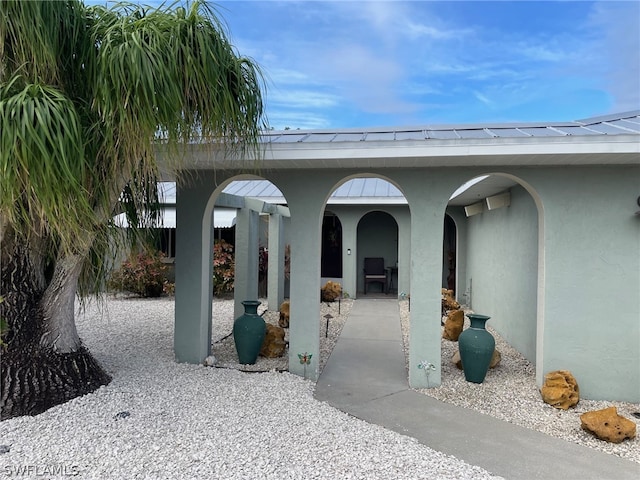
[213,239,235,296]
[108,249,169,297]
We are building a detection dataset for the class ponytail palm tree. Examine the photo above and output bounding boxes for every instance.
[0,0,266,420]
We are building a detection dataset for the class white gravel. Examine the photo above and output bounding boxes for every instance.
[400,301,640,464]
[0,297,503,480]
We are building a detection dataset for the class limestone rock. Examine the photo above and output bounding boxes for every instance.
[452,349,501,369]
[452,350,462,369]
[441,288,460,311]
[540,370,580,409]
[260,323,287,358]
[203,355,218,367]
[489,349,501,368]
[580,407,637,443]
[442,310,464,341]
[321,281,342,302]
[278,300,290,328]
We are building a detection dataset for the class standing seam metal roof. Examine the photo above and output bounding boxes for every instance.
[260,111,640,143]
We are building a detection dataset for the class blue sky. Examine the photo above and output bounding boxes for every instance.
[88,1,640,129]
[214,1,640,129]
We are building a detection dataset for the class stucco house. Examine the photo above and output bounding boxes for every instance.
[162,111,640,402]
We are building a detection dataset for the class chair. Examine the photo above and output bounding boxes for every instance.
[363,257,387,294]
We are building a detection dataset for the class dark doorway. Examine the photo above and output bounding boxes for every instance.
[443,214,456,293]
[321,212,342,278]
[356,211,399,294]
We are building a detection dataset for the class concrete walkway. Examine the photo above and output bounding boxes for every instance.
[314,298,639,480]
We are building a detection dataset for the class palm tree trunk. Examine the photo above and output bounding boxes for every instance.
[0,238,111,421]
[39,253,83,353]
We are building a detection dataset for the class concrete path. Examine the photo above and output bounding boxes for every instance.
[314,298,639,480]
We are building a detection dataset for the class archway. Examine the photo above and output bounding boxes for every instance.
[321,175,408,300]
[446,173,543,373]
[356,211,399,295]
[214,177,291,315]
[173,173,292,365]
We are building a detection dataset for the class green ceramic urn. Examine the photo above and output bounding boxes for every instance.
[458,313,495,384]
[233,300,266,365]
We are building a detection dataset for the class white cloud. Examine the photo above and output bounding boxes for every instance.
[405,22,456,39]
[517,43,569,63]
[267,68,313,86]
[587,1,640,112]
[473,91,493,107]
[268,89,341,109]
[219,0,633,127]
[267,111,331,131]
[314,43,419,115]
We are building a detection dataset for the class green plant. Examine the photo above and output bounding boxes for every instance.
[162,280,175,297]
[213,240,235,296]
[108,249,169,297]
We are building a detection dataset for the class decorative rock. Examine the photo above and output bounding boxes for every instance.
[452,349,501,369]
[580,407,637,443]
[260,323,287,358]
[203,355,218,367]
[441,288,460,311]
[442,310,464,341]
[0,445,10,454]
[278,300,290,328]
[321,281,342,302]
[489,349,501,368]
[540,370,580,409]
[452,350,462,369]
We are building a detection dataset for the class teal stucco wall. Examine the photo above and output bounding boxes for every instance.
[464,184,539,363]
[532,166,640,402]
[172,164,639,401]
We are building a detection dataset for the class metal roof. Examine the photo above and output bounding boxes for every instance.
[158,179,407,206]
[260,111,640,144]
[222,180,283,199]
[115,206,237,228]
[155,111,639,210]
[222,178,408,205]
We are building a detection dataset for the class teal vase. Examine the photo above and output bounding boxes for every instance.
[458,314,495,384]
[233,300,266,365]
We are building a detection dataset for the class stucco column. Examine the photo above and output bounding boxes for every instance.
[174,176,215,364]
[270,172,330,381]
[336,212,358,299]
[234,207,259,320]
[287,207,323,380]
[395,209,411,298]
[407,206,445,388]
[267,213,285,310]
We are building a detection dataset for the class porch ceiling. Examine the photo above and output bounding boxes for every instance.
[448,176,518,206]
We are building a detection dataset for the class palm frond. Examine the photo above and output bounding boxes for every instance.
[1,0,268,297]
[0,76,94,250]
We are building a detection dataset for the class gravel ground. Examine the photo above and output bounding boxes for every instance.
[0,297,502,480]
[399,301,640,464]
[210,298,351,375]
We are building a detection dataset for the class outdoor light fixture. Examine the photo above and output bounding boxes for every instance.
[347,248,351,255]
[464,202,484,217]
[486,192,511,211]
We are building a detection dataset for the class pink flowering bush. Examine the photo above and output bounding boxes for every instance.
[213,240,235,296]
[108,249,169,297]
